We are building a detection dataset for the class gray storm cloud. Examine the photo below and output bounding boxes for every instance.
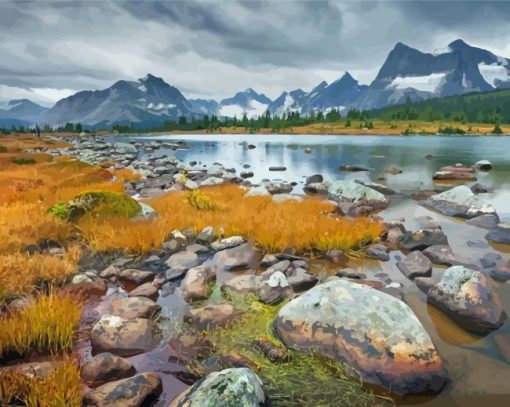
[0,0,509,105]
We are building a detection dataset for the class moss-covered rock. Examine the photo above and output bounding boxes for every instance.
[49,191,143,222]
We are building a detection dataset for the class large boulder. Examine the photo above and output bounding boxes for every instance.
[328,179,389,209]
[427,266,507,334]
[274,280,448,395]
[91,315,160,356]
[169,368,265,407]
[84,372,162,407]
[401,229,448,251]
[110,297,160,319]
[212,243,259,272]
[184,304,243,330]
[423,185,497,219]
[165,251,201,280]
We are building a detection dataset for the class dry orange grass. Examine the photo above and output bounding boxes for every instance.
[0,357,81,406]
[0,291,82,358]
[0,247,80,304]
[114,167,142,182]
[80,184,384,253]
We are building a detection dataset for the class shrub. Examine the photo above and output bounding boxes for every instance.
[11,157,36,165]
[0,144,7,153]
[437,126,466,134]
[492,122,504,134]
[184,189,221,211]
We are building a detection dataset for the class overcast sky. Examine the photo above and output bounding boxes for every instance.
[1,0,510,106]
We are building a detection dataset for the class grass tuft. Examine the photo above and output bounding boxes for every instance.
[0,291,82,359]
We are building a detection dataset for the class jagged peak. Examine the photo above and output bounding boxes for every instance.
[448,39,470,50]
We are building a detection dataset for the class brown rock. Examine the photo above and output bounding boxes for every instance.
[184,304,243,330]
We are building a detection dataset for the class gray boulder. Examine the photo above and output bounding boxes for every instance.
[486,222,510,245]
[328,180,389,209]
[274,280,448,395]
[401,229,448,251]
[169,368,264,407]
[180,265,215,302]
[423,185,497,219]
[212,243,258,272]
[427,266,507,334]
[165,251,201,280]
[467,214,500,229]
[110,297,160,319]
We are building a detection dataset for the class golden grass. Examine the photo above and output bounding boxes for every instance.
[0,358,81,407]
[0,247,80,304]
[0,291,82,358]
[114,167,142,182]
[80,184,383,253]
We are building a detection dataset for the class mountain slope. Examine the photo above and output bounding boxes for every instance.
[218,88,272,119]
[0,99,49,124]
[45,74,195,128]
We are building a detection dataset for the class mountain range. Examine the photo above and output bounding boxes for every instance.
[1,39,509,129]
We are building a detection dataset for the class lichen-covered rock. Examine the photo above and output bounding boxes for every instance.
[170,368,265,407]
[423,185,497,219]
[212,242,259,272]
[84,372,162,407]
[91,315,160,356]
[184,304,243,330]
[274,280,448,395]
[328,179,389,209]
[397,251,432,280]
[426,266,507,334]
[110,297,160,319]
[258,271,292,304]
[401,228,448,251]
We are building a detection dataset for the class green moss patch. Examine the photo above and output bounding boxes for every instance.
[188,294,386,407]
[49,191,142,222]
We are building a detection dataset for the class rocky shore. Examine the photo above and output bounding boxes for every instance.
[5,135,510,406]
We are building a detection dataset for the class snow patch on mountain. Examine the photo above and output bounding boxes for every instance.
[388,72,447,93]
[478,63,510,87]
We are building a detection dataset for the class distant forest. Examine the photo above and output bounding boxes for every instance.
[3,88,510,135]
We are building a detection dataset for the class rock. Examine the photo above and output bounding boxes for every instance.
[423,185,497,219]
[397,251,432,279]
[269,166,287,171]
[253,337,291,363]
[471,183,490,193]
[211,236,245,251]
[119,269,155,285]
[260,254,279,268]
[184,304,242,330]
[180,265,215,302]
[258,271,292,304]
[165,251,201,280]
[196,226,216,244]
[84,372,162,407]
[433,170,477,181]
[401,229,448,251]
[65,278,108,297]
[384,166,402,175]
[265,182,293,194]
[356,180,396,195]
[304,148,312,154]
[414,277,438,294]
[222,275,263,295]
[427,266,507,334]
[416,216,441,230]
[170,368,264,407]
[366,243,390,261]
[81,353,135,386]
[185,243,209,254]
[267,260,290,273]
[480,252,502,269]
[474,160,492,171]
[245,185,270,197]
[200,177,224,187]
[99,265,121,279]
[110,297,160,319]
[127,283,159,300]
[0,361,63,380]
[91,316,160,356]
[274,280,448,395]
[240,171,254,179]
[328,179,389,209]
[303,182,329,195]
[247,144,256,149]
[168,334,214,363]
[486,222,510,245]
[212,242,258,272]
[467,214,500,229]
[339,164,370,172]
[494,334,510,364]
[336,267,367,280]
[423,245,457,266]
[113,142,138,154]
[285,267,318,291]
[305,174,323,184]
[184,179,199,190]
[324,249,348,264]
[490,261,510,281]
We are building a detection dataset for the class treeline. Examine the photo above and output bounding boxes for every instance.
[1,122,88,135]
[373,89,510,124]
[113,108,371,133]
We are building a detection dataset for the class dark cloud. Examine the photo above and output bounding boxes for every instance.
[0,0,509,104]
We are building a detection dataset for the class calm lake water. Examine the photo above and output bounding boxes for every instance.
[111,133,510,406]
